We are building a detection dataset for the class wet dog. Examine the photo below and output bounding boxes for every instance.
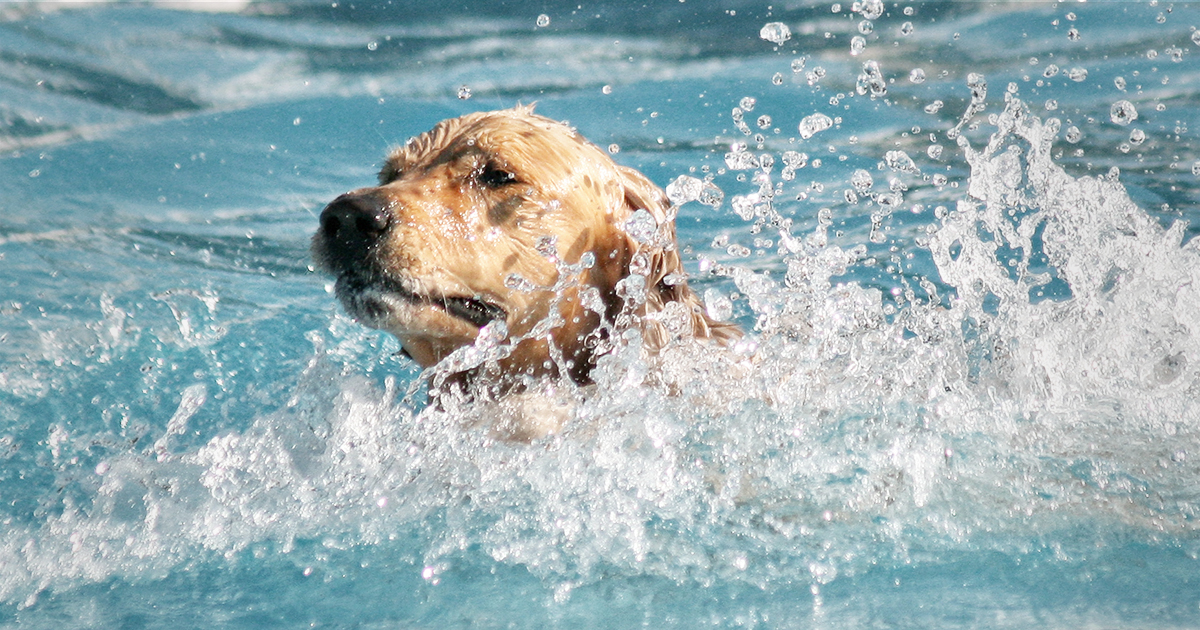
[312,106,739,439]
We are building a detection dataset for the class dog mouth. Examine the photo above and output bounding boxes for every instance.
[336,273,506,329]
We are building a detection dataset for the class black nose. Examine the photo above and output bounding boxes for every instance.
[320,193,391,240]
[318,192,392,270]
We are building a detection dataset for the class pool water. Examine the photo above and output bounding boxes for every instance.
[2,1,1199,627]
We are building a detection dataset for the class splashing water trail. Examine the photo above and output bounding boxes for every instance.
[1,3,1199,624]
[4,88,1197,609]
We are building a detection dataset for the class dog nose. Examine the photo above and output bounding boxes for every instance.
[320,193,391,241]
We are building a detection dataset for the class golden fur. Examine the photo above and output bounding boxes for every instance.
[312,106,739,436]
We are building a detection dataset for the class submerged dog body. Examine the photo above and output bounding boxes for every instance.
[312,107,738,435]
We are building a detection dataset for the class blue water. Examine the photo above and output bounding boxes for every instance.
[2,1,1200,627]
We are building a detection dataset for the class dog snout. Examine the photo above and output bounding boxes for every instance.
[321,192,391,240]
[319,192,392,269]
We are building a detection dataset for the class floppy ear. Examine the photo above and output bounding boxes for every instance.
[611,165,741,349]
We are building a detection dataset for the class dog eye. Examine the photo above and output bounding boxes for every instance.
[478,163,517,188]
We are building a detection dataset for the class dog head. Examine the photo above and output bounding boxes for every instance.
[312,106,737,386]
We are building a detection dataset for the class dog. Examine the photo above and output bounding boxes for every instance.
[312,106,740,439]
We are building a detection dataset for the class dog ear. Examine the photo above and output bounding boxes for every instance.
[611,165,741,349]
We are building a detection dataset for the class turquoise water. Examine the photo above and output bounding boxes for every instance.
[2,1,1200,627]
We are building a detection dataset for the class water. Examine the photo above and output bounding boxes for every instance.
[2,1,1199,627]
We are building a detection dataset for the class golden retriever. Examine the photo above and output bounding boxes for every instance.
[312,106,740,438]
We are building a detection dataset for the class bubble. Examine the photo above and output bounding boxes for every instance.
[798,112,834,139]
[759,21,792,45]
[1067,28,1080,41]
[924,100,944,114]
[1044,99,1057,111]
[757,115,772,129]
[457,85,472,100]
[1067,67,1088,82]
[366,41,378,51]
[739,97,756,111]
[607,144,620,154]
[1114,76,1127,90]
[806,66,826,86]
[1043,64,1059,77]
[535,13,550,27]
[791,58,806,73]
[1129,128,1146,145]
[772,72,784,85]
[601,85,612,95]
[927,144,943,159]
[1192,161,1200,176]
[909,68,926,83]
[858,20,874,35]
[1193,31,1200,46]
[900,21,914,36]
[1064,125,1082,143]
[1110,100,1138,126]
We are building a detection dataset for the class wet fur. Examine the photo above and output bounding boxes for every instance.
[312,106,739,438]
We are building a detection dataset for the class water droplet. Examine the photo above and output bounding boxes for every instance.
[857,0,884,20]
[739,97,757,111]
[1066,27,1080,41]
[607,144,620,154]
[1064,125,1082,143]
[791,58,806,73]
[771,72,784,86]
[1044,99,1058,111]
[601,85,612,95]
[924,100,944,114]
[909,68,926,83]
[536,13,550,27]
[1114,76,1127,90]
[798,112,834,139]
[1110,100,1138,126]
[857,20,874,35]
[1192,161,1200,176]
[1043,64,1059,78]
[927,144,943,159]
[900,21,914,36]
[1192,30,1200,46]
[857,60,887,97]
[1067,67,1088,82]
[703,288,733,321]
[850,169,874,192]
[623,209,659,245]
[850,35,866,56]
[367,41,378,51]
[885,150,919,174]
[759,21,792,45]
[757,115,772,129]
[457,85,472,100]
[666,175,704,205]
[1129,128,1146,145]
